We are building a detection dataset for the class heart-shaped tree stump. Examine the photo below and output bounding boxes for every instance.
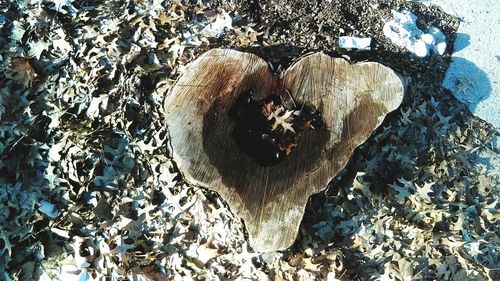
[164,49,404,252]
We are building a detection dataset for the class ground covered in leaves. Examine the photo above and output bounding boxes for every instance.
[0,0,499,280]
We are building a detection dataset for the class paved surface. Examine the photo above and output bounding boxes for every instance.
[420,0,499,128]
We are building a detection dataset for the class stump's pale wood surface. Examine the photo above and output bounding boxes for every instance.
[164,49,404,251]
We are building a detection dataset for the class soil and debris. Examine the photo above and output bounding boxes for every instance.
[0,0,498,280]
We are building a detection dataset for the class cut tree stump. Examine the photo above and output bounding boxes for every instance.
[163,49,404,252]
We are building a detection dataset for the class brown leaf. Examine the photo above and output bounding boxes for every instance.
[9,58,37,87]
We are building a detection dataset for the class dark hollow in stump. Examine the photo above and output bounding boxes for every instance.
[228,90,325,166]
[163,49,404,252]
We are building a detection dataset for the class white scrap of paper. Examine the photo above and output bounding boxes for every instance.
[338,36,372,50]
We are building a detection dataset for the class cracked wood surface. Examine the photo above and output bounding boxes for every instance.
[163,49,404,251]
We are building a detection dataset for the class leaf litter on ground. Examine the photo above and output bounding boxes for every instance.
[0,0,498,280]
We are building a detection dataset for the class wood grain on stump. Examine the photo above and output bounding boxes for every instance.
[163,49,404,252]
